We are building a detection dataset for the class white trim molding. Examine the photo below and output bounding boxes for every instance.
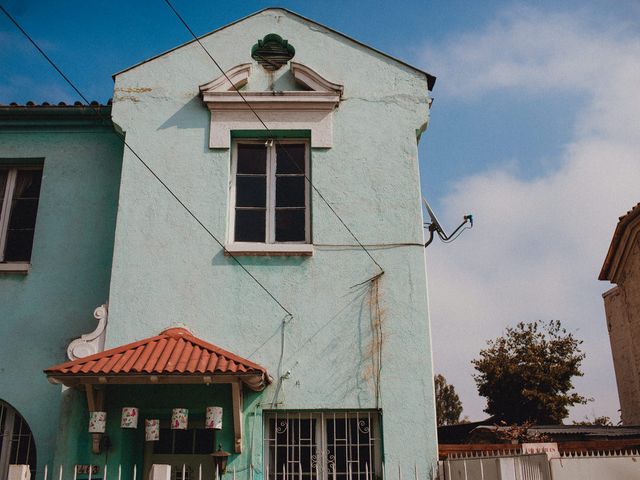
[225,243,314,256]
[67,303,108,361]
[199,62,343,148]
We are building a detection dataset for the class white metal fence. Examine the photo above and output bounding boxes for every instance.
[7,462,441,480]
[549,450,640,480]
[8,450,640,480]
[437,449,640,480]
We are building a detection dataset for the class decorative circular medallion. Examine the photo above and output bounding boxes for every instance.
[251,33,295,70]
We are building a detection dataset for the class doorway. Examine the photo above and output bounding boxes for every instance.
[144,428,215,480]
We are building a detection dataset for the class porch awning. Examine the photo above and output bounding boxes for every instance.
[44,327,270,391]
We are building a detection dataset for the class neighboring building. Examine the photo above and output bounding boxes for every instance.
[0,104,123,479]
[600,202,640,425]
[1,8,438,480]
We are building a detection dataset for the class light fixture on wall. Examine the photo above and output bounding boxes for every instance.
[211,444,230,475]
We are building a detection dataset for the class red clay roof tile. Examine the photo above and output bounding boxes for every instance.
[45,327,269,390]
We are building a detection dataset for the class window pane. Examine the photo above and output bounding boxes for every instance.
[0,170,7,214]
[7,199,39,229]
[236,176,266,207]
[173,429,193,454]
[235,209,266,242]
[267,417,316,480]
[194,429,215,454]
[4,170,42,262]
[276,177,305,208]
[276,210,305,242]
[153,429,173,454]
[15,170,42,198]
[237,144,267,174]
[276,145,305,174]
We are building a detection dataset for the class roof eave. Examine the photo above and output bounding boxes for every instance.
[46,371,270,391]
[599,203,640,281]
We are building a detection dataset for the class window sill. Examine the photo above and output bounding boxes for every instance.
[0,262,30,274]
[224,243,314,256]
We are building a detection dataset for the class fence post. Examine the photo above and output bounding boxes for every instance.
[8,465,31,480]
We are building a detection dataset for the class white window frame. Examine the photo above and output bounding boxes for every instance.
[0,165,42,272]
[263,411,381,480]
[227,139,313,256]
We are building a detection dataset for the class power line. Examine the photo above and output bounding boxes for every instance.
[162,0,384,273]
[0,4,293,317]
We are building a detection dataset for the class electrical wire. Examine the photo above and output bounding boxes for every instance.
[0,4,293,318]
[162,0,384,274]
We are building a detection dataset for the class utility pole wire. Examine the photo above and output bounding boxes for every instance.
[162,0,384,273]
[0,4,293,317]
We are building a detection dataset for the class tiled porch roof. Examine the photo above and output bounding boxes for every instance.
[45,327,270,391]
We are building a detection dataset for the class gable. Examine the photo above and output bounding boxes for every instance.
[113,8,435,90]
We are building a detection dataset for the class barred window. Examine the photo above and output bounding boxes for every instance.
[264,411,380,480]
[0,400,37,480]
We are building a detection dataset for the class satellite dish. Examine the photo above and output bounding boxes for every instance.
[422,196,443,232]
[422,195,473,247]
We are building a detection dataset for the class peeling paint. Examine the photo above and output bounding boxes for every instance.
[115,87,153,93]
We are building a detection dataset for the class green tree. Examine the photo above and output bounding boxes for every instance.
[472,320,588,424]
[434,374,463,426]
[572,415,614,426]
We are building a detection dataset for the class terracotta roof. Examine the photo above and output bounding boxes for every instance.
[599,202,640,281]
[45,327,270,390]
[0,100,112,107]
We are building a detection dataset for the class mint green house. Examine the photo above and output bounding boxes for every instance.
[1,9,438,480]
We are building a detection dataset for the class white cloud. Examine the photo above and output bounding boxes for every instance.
[422,6,640,421]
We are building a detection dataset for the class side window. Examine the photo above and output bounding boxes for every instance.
[0,167,43,264]
[0,400,37,480]
[232,141,309,244]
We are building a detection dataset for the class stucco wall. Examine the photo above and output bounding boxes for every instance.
[0,129,123,473]
[603,236,640,424]
[108,9,436,473]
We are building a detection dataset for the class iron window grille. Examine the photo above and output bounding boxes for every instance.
[264,411,381,480]
[0,400,37,480]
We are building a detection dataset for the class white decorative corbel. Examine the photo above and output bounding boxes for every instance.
[67,304,108,360]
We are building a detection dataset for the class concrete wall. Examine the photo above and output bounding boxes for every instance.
[0,126,123,473]
[108,8,436,474]
[603,236,640,424]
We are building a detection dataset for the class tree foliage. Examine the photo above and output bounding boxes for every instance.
[573,415,614,426]
[435,374,463,426]
[472,320,587,424]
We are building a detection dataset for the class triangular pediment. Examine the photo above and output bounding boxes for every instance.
[199,62,342,148]
[199,62,343,95]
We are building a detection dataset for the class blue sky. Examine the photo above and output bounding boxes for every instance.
[3,0,640,422]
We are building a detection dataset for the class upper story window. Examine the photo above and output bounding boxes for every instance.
[0,166,43,267]
[229,140,311,254]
